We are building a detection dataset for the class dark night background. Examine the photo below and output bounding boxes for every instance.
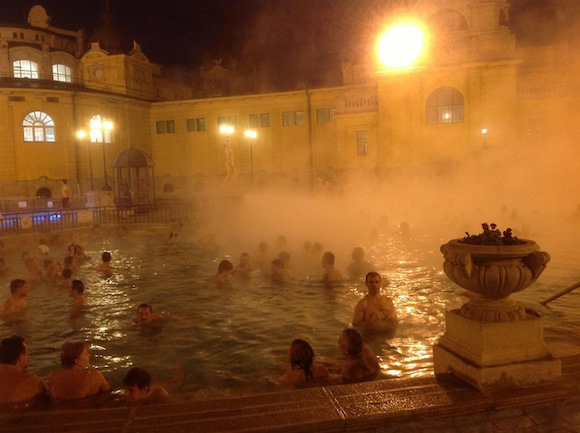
[0,0,577,90]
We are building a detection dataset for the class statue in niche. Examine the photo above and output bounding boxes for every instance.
[223,140,237,186]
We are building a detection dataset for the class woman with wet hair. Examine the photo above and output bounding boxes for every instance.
[284,339,329,386]
[49,341,109,401]
[337,328,379,383]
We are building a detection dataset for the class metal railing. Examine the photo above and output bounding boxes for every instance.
[0,203,204,236]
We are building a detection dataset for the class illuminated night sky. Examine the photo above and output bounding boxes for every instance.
[0,0,574,86]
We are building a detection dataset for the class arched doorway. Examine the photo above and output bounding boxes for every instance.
[112,149,155,207]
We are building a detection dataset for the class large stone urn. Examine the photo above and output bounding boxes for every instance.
[434,237,560,393]
[440,239,550,322]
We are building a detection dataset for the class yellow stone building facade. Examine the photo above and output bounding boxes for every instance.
[0,2,577,201]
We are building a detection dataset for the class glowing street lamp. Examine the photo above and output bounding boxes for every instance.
[244,129,258,185]
[76,129,94,191]
[377,20,427,70]
[219,124,235,135]
[481,128,488,147]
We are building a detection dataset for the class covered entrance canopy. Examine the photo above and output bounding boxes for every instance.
[112,148,155,206]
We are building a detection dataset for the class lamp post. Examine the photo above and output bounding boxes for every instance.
[76,129,94,191]
[219,124,236,186]
[90,117,114,191]
[244,129,257,185]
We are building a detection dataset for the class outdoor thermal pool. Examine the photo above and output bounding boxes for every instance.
[0,225,578,400]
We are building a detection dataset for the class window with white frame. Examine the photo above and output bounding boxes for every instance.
[90,115,113,143]
[316,108,335,123]
[52,64,72,82]
[249,113,270,128]
[356,130,368,156]
[426,87,464,124]
[23,111,55,142]
[282,111,305,126]
[13,60,39,79]
[186,118,206,132]
[217,116,236,127]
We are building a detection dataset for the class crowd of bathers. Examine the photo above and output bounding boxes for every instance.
[0,231,399,410]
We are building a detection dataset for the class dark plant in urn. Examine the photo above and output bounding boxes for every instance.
[440,223,550,321]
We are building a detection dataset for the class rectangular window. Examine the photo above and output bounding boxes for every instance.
[295,111,304,125]
[217,116,236,127]
[329,108,336,122]
[282,112,294,126]
[356,130,368,156]
[166,120,175,133]
[156,121,165,134]
[316,108,329,123]
[186,118,206,132]
[250,113,271,128]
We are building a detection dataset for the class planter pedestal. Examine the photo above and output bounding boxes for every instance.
[433,309,561,393]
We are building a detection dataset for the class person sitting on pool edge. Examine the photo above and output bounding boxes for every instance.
[337,328,379,384]
[352,272,398,335]
[49,341,110,401]
[2,279,29,315]
[94,252,113,274]
[0,336,47,407]
[284,339,330,388]
[208,260,233,285]
[122,367,169,405]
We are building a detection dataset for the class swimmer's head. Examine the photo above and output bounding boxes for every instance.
[217,260,233,275]
[352,247,365,261]
[70,280,85,295]
[0,336,27,366]
[365,272,382,294]
[101,252,112,263]
[239,253,251,265]
[271,258,284,270]
[290,339,315,381]
[338,328,363,357]
[137,303,153,324]
[60,341,88,368]
[9,279,28,296]
[123,367,151,402]
[322,252,335,266]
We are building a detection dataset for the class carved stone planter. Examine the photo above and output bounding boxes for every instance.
[440,239,550,322]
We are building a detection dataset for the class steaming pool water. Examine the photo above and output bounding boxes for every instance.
[1,226,579,400]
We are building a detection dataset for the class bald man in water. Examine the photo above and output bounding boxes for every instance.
[352,272,397,334]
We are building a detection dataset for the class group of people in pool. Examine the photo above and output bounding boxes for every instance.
[0,232,398,408]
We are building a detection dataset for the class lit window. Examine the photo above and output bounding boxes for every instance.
[217,116,236,127]
[52,64,72,82]
[295,111,304,125]
[13,60,39,79]
[186,118,206,132]
[23,111,55,142]
[356,130,368,156]
[426,87,464,124]
[90,115,113,143]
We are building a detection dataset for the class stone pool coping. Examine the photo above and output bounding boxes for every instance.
[1,354,580,433]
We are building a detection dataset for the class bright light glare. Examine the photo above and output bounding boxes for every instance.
[481,128,488,134]
[378,22,426,69]
[103,120,113,130]
[76,129,87,139]
[244,129,257,139]
[219,124,234,134]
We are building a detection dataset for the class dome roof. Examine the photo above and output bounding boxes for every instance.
[113,149,154,168]
[87,11,132,54]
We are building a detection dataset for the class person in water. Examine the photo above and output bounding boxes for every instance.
[321,252,343,285]
[352,272,398,334]
[284,339,329,387]
[271,258,291,284]
[69,279,85,306]
[0,336,47,406]
[337,328,379,383]
[49,341,110,401]
[134,303,165,326]
[346,247,374,280]
[234,253,253,277]
[2,279,29,315]
[208,260,233,285]
[122,367,169,404]
[94,252,113,273]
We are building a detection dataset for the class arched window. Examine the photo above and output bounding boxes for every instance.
[426,87,464,124]
[23,111,55,142]
[13,60,39,79]
[52,64,72,82]
[90,115,113,143]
